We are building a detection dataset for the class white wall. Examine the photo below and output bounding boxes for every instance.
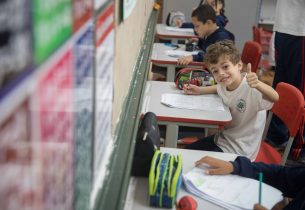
[162,0,198,22]
[162,0,259,51]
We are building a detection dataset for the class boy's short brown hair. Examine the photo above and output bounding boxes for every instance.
[204,40,240,68]
[192,4,216,24]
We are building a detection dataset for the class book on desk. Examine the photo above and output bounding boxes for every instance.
[183,166,283,210]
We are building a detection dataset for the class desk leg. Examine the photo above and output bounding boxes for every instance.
[205,128,208,137]
[165,125,179,148]
[166,66,176,82]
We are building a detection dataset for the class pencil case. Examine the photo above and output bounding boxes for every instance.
[149,150,182,208]
[175,68,215,90]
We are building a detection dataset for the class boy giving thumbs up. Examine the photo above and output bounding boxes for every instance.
[183,40,279,161]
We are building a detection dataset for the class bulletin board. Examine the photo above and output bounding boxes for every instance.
[0,1,113,210]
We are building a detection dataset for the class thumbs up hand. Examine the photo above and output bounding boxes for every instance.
[245,63,260,88]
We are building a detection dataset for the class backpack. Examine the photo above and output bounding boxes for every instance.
[166,11,186,27]
[175,68,215,90]
[131,112,160,177]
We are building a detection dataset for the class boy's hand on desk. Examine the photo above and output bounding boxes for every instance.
[245,63,260,88]
[253,204,268,210]
[195,156,234,175]
[190,38,199,43]
[183,84,201,95]
[177,55,193,66]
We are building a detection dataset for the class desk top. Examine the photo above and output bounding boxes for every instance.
[151,43,204,67]
[124,148,237,210]
[156,24,197,39]
[141,81,232,125]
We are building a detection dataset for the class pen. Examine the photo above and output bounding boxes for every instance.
[259,172,263,205]
[188,71,193,87]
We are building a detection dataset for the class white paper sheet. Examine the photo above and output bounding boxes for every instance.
[161,93,225,111]
[165,50,198,58]
[165,26,195,33]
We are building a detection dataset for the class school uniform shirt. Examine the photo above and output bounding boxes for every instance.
[193,27,235,62]
[215,75,273,161]
[232,156,305,210]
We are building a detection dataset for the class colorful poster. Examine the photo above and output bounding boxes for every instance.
[123,0,137,20]
[0,0,32,98]
[0,99,43,210]
[36,49,74,210]
[94,2,114,184]
[94,0,108,10]
[32,0,72,63]
[72,0,93,32]
[73,21,94,210]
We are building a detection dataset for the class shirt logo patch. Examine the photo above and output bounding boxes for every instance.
[236,99,246,113]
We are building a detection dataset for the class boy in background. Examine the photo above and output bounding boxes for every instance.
[183,40,279,161]
[177,0,228,28]
[177,4,234,66]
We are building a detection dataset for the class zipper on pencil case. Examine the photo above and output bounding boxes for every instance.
[170,155,182,199]
[149,150,161,196]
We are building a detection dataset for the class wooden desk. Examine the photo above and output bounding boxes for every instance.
[151,43,204,82]
[124,148,237,210]
[156,24,197,44]
[142,81,232,147]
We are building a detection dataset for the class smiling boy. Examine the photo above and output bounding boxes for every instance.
[183,40,279,160]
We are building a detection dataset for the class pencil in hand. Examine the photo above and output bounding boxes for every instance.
[258,172,263,205]
[188,71,193,87]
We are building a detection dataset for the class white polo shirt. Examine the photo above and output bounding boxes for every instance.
[216,76,273,161]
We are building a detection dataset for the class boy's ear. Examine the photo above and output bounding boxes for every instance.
[237,60,243,72]
[206,19,214,25]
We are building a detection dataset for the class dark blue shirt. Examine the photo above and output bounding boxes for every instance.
[193,27,235,62]
[216,15,228,28]
[232,156,305,210]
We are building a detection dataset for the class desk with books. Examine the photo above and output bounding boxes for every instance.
[125,148,282,210]
[124,148,238,210]
[151,43,204,82]
[141,81,232,148]
[156,24,197,44]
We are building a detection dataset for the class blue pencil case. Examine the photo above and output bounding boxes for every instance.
[149,150,182,208]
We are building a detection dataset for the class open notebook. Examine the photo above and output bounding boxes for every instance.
[183,166,283,210]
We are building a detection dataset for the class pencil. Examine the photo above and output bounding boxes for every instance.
[259,172,263,205]
[188,71,193,87]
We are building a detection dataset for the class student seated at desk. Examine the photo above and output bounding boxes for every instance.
[177,0,228,29]
[183,40,279,161]
[177,4,234,66]
[195,156,305,210]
